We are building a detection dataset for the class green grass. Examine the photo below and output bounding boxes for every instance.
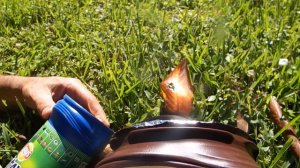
[0,0,300,167]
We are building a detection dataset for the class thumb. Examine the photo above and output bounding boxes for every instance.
[33,94,56,119]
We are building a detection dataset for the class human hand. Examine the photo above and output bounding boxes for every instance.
[0,76,109,126]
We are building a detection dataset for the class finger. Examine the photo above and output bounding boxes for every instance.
[28,92,56,119]
[64,78,110,127]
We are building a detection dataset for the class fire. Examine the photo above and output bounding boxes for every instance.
[160,59,193,117]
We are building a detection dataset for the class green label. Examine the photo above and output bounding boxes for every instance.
[6,121,90,168]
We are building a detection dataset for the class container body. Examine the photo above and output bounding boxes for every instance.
[6,95,113,168]
[6,121,89,168]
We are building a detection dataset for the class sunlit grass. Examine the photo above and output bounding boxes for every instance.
[0,0,300,167]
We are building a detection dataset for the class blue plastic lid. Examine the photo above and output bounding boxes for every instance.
[49,94,114,156]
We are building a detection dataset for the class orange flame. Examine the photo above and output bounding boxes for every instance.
[160,59,193,117]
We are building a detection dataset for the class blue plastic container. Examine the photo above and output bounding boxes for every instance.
[6,94,113,168]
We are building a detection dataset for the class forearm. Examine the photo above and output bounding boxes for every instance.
[0,76,26,109]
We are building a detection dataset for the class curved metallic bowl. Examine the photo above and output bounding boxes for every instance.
[95,115,258,168]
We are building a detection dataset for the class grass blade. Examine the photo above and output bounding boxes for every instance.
[269,137,293,168]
